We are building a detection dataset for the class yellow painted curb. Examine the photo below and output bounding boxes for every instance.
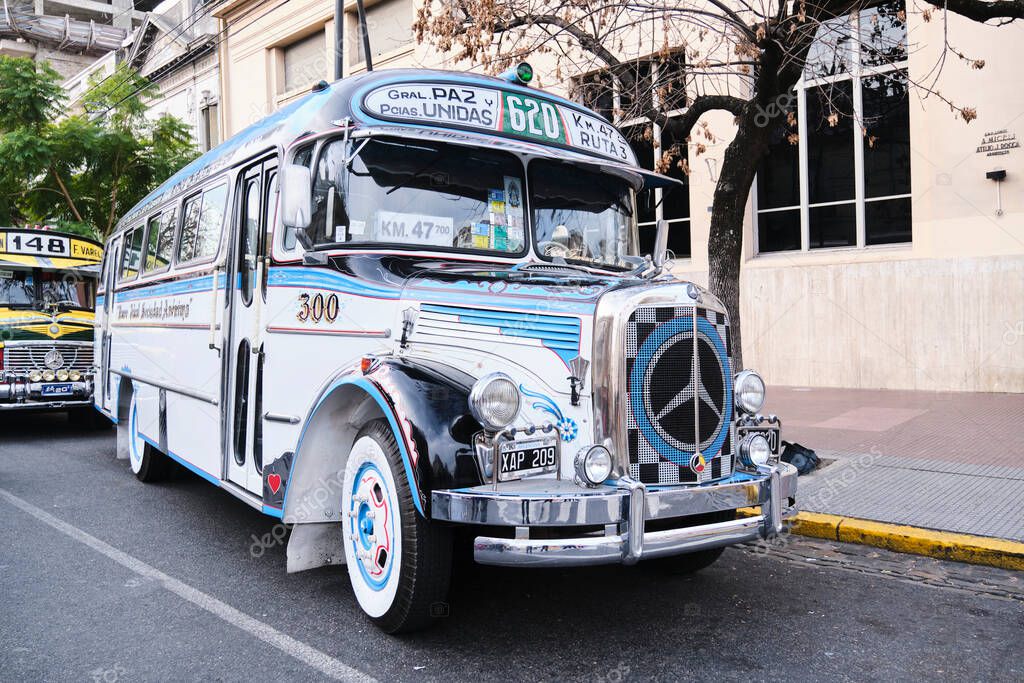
[738,507,1024,571]
[836,518,1024,572]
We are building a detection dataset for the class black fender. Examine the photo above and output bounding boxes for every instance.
[367,356,485,500]
[281,356,484,522]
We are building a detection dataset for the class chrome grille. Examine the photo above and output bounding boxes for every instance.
[3,343,94,375]
[624,305,734,485]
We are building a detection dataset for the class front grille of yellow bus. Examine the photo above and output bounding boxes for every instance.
[2,343,93,375]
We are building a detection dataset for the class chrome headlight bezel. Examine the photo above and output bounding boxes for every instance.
[574,445,612,486]
[734,370,766,414]
[469,372,521,432]
[738,433,772,467]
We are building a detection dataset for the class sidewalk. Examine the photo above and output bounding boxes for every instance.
[765,386,1024,544]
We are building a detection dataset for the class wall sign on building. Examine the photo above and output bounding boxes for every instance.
[976,129,1019,156]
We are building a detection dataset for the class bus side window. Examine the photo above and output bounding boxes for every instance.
[145,206,177,273]
[119,227,143,282]
[178,183,228,264]
[177,193,203,263]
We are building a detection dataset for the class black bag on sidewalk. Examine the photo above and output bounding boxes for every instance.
[780,441,820,475]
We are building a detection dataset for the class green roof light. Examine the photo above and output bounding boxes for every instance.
[516,62,533,84]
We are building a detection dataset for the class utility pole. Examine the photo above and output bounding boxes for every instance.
[334,0,344,79]
[355,0,372,71]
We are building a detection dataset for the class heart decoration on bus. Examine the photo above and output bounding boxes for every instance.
[267,473,282,494]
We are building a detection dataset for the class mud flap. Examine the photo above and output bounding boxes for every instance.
[286,522,346,573]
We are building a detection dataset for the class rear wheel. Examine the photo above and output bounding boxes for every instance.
[342,419,452,633]
[127,394,174,482]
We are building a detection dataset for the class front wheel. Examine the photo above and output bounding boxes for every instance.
[126,394,174,483]
[342,420,452,633]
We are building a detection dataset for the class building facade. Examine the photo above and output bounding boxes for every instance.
[212,0,1023,393]
[1,0,148,78]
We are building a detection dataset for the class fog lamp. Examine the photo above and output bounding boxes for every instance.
[734,370,766,414]
[43,370,56,382]
[739,434,772,467]
[69,370,81,381]
[29,370,42,382]
[574,445,612,486]
[469,373,520,431]
[56,369,69,381]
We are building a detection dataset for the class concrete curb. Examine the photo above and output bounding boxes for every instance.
[738,508,1024,571]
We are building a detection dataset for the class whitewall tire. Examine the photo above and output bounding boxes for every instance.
[342,420,452,633]
[127,393,173,483]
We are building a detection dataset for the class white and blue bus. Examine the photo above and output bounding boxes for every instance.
[96,65,797,632]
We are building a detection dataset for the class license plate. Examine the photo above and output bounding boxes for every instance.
[41,383,74,397]
[497,436,558,481]
[738,425,781,455]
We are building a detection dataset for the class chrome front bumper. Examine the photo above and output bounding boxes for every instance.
[0,380,93,410]
[432,463,798,567]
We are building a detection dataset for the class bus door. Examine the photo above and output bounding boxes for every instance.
[224,155,277,495]
[98,235,121,415]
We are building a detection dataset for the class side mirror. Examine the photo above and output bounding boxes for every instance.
[651,219,670,269]
[281,164,312,231]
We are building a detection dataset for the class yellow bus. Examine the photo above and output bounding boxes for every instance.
[0,227,107,424]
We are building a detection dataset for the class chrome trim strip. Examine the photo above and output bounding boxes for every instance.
[265,325,391,338]
[108,368,219,406]
[220,479,264,512]
[264,412,300,424]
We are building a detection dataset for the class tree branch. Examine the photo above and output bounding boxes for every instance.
[50,167,83,223]
[660,94,747,141]
[925,0,1024,21]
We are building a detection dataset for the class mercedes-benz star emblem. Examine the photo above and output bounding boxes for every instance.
[44,349,64,370]
[643,331,728,466]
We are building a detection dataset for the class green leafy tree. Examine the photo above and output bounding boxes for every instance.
[0,57,198,239]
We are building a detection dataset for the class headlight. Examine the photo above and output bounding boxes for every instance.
[734,370,766,414]
[29,370,42,382]
[42,370,56,382]
[469,372,520,431]
[574,445,612,486]
[739,434,772,467]
[69,370,81,381]
[56,369,69,381]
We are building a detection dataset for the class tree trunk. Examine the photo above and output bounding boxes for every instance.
[706,109,772,372]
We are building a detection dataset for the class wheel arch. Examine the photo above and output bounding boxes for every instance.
[282,359,484,524]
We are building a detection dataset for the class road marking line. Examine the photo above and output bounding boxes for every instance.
[0,487,376,683]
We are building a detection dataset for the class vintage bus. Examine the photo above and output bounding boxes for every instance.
[0,227,106,422]
[97,66,797,632]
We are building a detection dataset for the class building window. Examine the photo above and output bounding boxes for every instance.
[281,30,326,94]
[755,0,911,253]
[575,54,691,258]
[348,0,414,67]
[200,101,219,152]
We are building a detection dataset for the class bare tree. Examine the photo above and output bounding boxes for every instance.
[415,0,1022,368]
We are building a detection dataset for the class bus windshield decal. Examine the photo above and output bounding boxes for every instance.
[360,82,636,166]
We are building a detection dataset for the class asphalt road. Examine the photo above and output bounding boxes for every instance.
[1,411,1021,682]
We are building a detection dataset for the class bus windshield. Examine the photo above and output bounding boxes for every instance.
[0,269,96,310]
[530,160,637,270]
[0,270,34,307]
[307,138,528,255]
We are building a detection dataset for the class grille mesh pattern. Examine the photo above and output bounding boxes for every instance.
[625,305,734,485]
[3,343,93,374]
